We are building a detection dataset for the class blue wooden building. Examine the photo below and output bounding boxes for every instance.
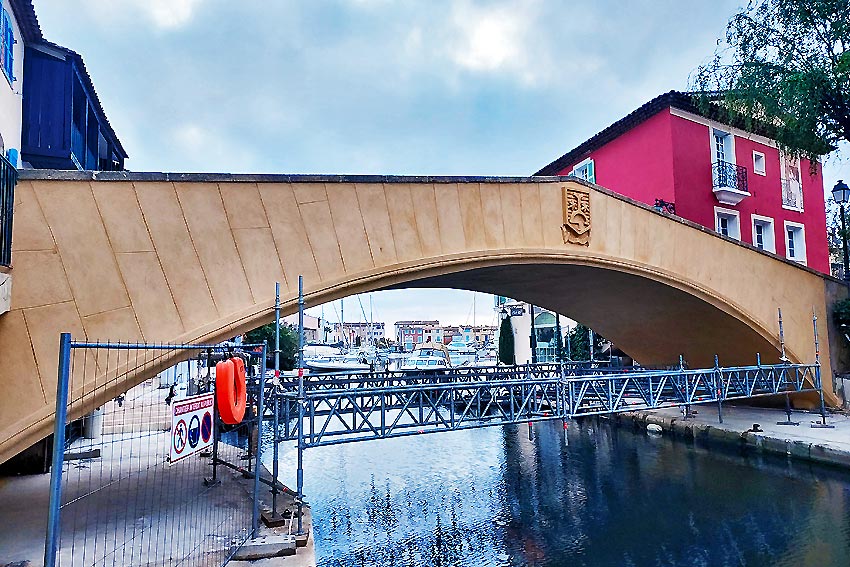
[21,41,127,170]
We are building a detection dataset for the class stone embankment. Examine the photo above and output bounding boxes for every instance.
[612,406,850,468]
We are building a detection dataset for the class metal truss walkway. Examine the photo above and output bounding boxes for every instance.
[270,361,823,449]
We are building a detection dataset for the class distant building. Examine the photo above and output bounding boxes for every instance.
[395,320,441,351]
[496,299,575,364]
[332,321,385,346]
[282,313,323,343]
[443,324,496,346]
[537,91,828,273]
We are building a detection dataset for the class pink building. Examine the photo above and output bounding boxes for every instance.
[536,91,829,274]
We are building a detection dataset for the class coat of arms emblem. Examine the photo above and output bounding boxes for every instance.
[561,186,591,245]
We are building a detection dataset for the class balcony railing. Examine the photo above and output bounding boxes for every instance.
[781,177,803,210]
[0,152,18,267]
[712,160,749,205]
[712,160,748,193]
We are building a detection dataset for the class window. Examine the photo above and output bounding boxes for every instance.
[0,8,13,85]
[714,133,726,162]
[751,215,775,253]
[781,154,803,210]
[715,207,741,240]
[712,129,733,164]
[753,151,766,176]
[784,221,806,264]
[571,158,595,183]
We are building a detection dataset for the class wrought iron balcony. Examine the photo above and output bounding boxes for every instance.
[0,152,17,267]
[712,160,749,206]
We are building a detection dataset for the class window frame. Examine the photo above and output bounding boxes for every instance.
[752,151,766,176]
[780,153,804,212]
[714,206,741,240]
[750,214,775,253]
[783,220,807,264]
[710,128,736,166]
[570,158,596,184]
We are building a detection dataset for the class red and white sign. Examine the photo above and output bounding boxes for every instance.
[170,393,215,464]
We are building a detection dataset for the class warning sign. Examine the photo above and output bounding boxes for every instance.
[170,393,214,463]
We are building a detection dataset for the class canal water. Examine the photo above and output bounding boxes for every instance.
[268,419,850,567]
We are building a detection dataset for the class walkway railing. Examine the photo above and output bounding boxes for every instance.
[0,152,18,267]
[270,360,822,449]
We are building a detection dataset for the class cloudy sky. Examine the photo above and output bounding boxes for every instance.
[34,0,850,333]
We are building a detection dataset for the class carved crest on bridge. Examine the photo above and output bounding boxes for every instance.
[561,186,591,245]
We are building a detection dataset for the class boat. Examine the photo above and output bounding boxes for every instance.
[302,343,371,373]
[303,356,371,373]
[399,342,452,372]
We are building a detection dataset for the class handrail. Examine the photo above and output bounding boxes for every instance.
[0,151,17,267]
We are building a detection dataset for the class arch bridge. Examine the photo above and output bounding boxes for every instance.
[0,171,845,463]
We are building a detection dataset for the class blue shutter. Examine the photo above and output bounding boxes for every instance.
[0,9,11,82]
[5,10,13,82]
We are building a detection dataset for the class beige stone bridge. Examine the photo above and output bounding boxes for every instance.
[0,171,845,464]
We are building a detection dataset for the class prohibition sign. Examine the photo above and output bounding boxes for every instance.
[188,415,201,449]
[201,411,213,443]
[173,419,188,455]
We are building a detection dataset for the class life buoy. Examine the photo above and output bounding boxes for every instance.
[216,357,247,424]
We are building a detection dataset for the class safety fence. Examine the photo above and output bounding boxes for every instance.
[44,336,267,567]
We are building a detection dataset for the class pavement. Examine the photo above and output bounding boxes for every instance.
[0,430,312,567]
[616,404,850,465]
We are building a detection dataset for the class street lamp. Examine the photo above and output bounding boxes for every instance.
[832,179,850,280]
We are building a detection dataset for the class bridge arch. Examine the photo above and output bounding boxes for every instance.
[0,172,839,462]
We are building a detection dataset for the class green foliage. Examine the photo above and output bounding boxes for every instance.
[833,297,850,328]
[244,323,299,370]
[692,0,850,162]
[498,317,516,365]
[566,323,607,361]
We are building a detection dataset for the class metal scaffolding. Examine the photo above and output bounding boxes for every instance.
[269,360,821,449]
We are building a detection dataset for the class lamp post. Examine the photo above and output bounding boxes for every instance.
[832,180,850,281]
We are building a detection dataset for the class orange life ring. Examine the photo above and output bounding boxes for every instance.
[216,357,247,424]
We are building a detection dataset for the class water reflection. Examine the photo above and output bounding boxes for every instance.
[268,418,850,567]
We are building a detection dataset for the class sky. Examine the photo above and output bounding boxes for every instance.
[33,0,850,335]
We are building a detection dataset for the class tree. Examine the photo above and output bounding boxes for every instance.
[498,317,515,365]
[566,324,606,361]
[244,323,299,370]
[692,0,850,163]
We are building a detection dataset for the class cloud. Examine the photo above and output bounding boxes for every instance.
[170,123,255,172]
[144,0,204,29]
[447,0,542,85]
[77,0,204,29]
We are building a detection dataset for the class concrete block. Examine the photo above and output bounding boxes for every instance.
[232,535,296,560]
[810,445,850,468]
[789,440,811,460]
[741,432,763,450]
[761,436,791,456]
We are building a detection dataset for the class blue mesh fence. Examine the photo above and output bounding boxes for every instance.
[44,339,267,567]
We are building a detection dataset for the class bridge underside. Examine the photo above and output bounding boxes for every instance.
[396,264,783,369]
